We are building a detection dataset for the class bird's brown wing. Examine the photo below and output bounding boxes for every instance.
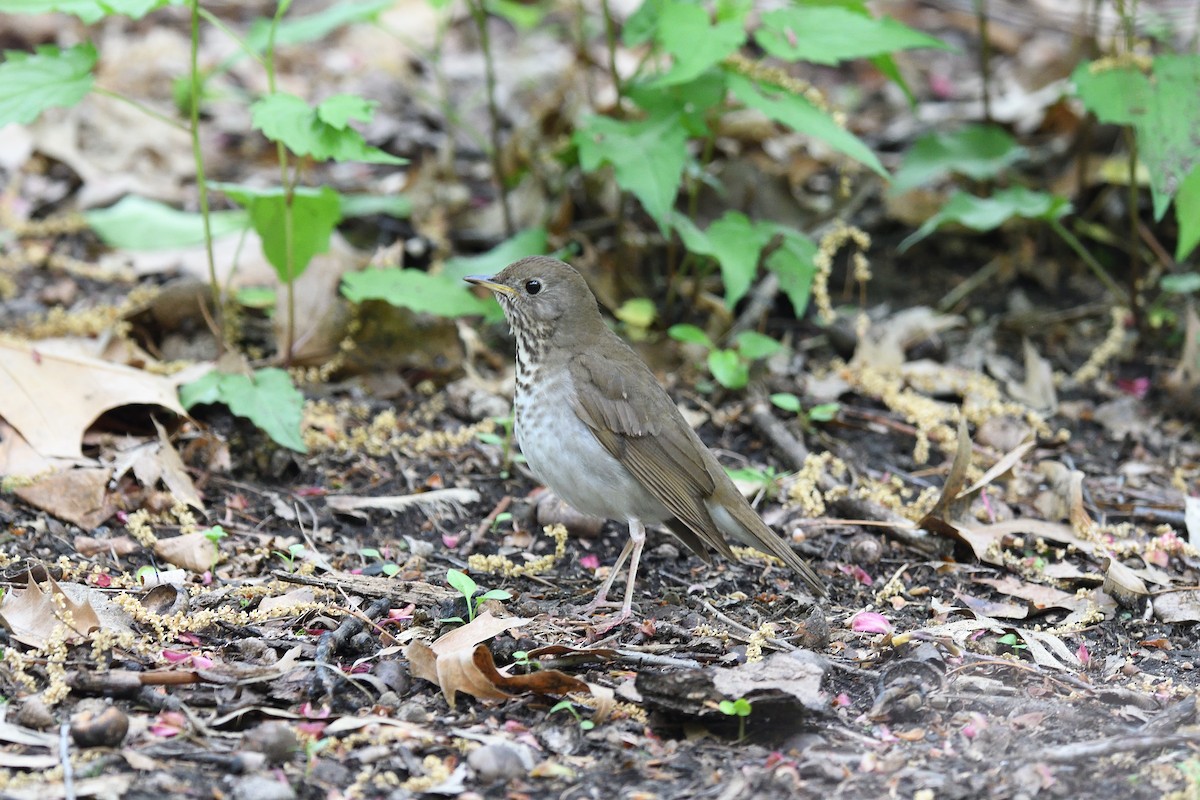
[568,351,738,561]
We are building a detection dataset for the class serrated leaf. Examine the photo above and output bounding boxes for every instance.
[671,211,774,307]
[900,187,1071,251]
[0,43,96,126]
[251,92,404,165]
[653,0,745,87]
[86,196,249,250]
[180,368,307,453]
[756,6,950,66]
[1074,55,1200,220]
[213,183,342,283]
[341,268,501,320]
[891,124,1026,193]
[575,114,688,229]
[725,72,885,176]
[707,349,748,389]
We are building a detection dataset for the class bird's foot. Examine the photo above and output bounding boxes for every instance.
[587,607,633,637]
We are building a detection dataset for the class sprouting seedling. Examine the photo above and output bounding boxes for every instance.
[477,416,524,477]
[511,650,540,671]
[668,325,785,390]
[359,547,399,577]
[718,697,752,741]
[770,392,840,429]
[274,543,306,572]
[550,700,595,731]
[445,569,511,622]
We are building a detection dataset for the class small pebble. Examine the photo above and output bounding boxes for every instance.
[467,742,532,784]
[242,721,298,765]
[232,775,295,800]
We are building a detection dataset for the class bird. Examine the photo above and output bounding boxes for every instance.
[466,256,826,631]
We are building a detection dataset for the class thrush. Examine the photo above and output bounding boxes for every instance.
[467,257,826,630]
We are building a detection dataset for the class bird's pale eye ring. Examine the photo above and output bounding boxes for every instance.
[524,279,542,295]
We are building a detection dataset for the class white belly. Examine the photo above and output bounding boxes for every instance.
[515,369,670,524]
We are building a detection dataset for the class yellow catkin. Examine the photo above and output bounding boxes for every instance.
[745,622,775,663]
[1073,306,1128,384]
[468,524,568,577]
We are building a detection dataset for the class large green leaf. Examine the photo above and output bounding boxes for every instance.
[765,229,818,318]
[442,228,549,282]
[675,211,775,308]
[0,43,96,126]
[900,187,1071,251]
[341,269,502,321]
[575,114,689,228]
[1074,55,1200,220]
[213,183,342,283]
[0,0,178,23]
[653,0,745,87]
[756,6,950,65]
[891,125,1026,193]
[86,196,249,250]
[1175,165,1200,262]
[245,0,393,51]
[725,72,885,176]
[180,368,307,453]
[251,92,405,165]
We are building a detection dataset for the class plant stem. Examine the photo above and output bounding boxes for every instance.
[601,0,621,105]
[189,0,223,353]
[974,0,991,123]
[1050,218,1128,303]
[467,0,513,236]
[92,87,188,131]
[266,1,297,365]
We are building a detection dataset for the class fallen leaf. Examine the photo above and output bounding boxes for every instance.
[1155,590,1200,623]
[0,338,186,460]
[14,467,117,529]
[153,532,219,573]
[0,572,102,649]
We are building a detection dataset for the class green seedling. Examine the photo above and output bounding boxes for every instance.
[274,543,306,572]
[550,699,594,731]
[359,547,399,577]
[718,697,752,742]
[445,569,511,622]
[477,415,525,478]
[668,325,784,390]
[770,392,839,429]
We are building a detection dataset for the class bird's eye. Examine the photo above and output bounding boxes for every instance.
[524,279,542,295]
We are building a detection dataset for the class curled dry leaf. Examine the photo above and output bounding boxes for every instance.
[0,572,102,649]
[406,612,587,707]
[13,467,118,529]
[1101,556,1149,608]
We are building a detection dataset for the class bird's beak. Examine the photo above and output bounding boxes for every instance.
[464,275,516,296]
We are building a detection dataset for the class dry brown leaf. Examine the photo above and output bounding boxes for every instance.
[153,532,219,573]
[0,420,86,479]
[151,418,204,512]
[954,591,1028,619]
[0,338,185,460]
[1154,590,1200,624]
[0,572,102,648]
[13,467,117,529]
[1005,338,1057,412]
[407,642,513,707]
[1102,556,1149,607]
[974,576,1081,612]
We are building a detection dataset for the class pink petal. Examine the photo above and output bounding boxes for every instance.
[579,554,600,570]
[850,611,892,634]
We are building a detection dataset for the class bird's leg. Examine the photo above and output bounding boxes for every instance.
[589,519,645,633]
[583,538,634,613]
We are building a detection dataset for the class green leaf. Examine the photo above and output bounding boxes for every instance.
[891,124,1026,194]
[734,330,782,360]
[445,569,478,599]
[245,0,393,50]
[442,228,548,281]
[718,700,737,715]
[899,187,1071,251]
[235,286,276,310]
[86,195,249,250]
[706,212,775,307]
[756,6,950,66]
[485,0,547,28]
[626,70,727,138]
[341,268,501,320]
[0,43,96,126]
[1074,55,1200,220]
[765,229,818,318]
[653,0,745,87]
[668,324,714,349]
[575,114,688,229]
[725,72,885,176]
[769,392,802,413]
[708,349,748,389]
[1161,272,1200,295]
[251,92,405,165]
[477,589,512,602]
[213,183,342,283]
[807,402,839,422]
[359,548,382,558]
[339,193,412,219]
[0,0,178,23]
[1175,165,1200,261]
[615,298,657,329]
[179,368,307,453]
